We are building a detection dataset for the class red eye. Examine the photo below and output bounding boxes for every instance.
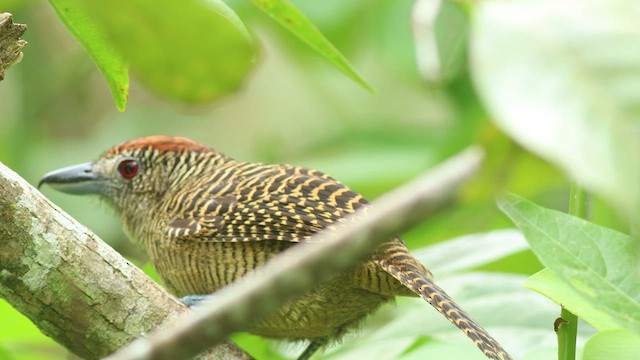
[118,160,139,179]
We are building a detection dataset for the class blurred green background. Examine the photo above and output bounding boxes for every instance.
[0,0,624,359]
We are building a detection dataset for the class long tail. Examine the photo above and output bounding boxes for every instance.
[374,240,513,360]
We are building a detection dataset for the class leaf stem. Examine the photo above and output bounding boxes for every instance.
[568,183,588,218]
[557,182,588,360]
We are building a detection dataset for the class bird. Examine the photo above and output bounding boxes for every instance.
[39,135,511,360]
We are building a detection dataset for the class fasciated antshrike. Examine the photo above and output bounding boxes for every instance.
[40,136,511,360]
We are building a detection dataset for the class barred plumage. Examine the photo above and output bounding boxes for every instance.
[41,136,512,360]
[374,240,511,360]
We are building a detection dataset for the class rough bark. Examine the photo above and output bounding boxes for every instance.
[0,161,250,360]
[105,147,484,360]
[0,13,27,81]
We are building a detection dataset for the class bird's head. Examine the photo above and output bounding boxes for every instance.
[39,136,228,215]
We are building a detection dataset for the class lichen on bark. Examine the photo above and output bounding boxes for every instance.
[0,12,27,80]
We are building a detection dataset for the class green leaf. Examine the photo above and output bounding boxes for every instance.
[582,329,640,360]
[413,0,469,82]
[52,0,256,104]
[91,0,255,103]
[49,0,129,111]
[525,269,621,331]
[472,0,640,218]
[498,193,640,333]
[251,0,372,92]
[413,229,528,274]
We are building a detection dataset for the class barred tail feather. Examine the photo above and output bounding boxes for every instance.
[374,240,512,360]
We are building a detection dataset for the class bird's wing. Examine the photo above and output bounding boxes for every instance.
[166,164,369,242]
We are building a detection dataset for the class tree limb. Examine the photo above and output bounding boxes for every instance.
[104,147,485,360]
[0,13,27,81]
[0,161,251,360]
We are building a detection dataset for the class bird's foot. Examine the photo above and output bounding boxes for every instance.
[179,294,214,308]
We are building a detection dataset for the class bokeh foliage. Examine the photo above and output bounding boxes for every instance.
[0,0,636,359]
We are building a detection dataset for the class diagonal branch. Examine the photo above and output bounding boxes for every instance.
[0,161,250,360]
[105,147,485,360]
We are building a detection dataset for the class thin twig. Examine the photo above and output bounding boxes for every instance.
[104,147,485,360]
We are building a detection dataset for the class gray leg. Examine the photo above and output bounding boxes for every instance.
[297,337,329,360]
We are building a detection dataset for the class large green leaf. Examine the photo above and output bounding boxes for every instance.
[472,0,640,219]
[498,193,640,333]
[525,269,621,331]
[50,0,255,105]
[251,0,372,91]
[412,229,528,274]
[49,0,129,111]
[92,0,255,103]
[582,329,640,360]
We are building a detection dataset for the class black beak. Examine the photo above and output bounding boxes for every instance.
[39,162,108,195]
